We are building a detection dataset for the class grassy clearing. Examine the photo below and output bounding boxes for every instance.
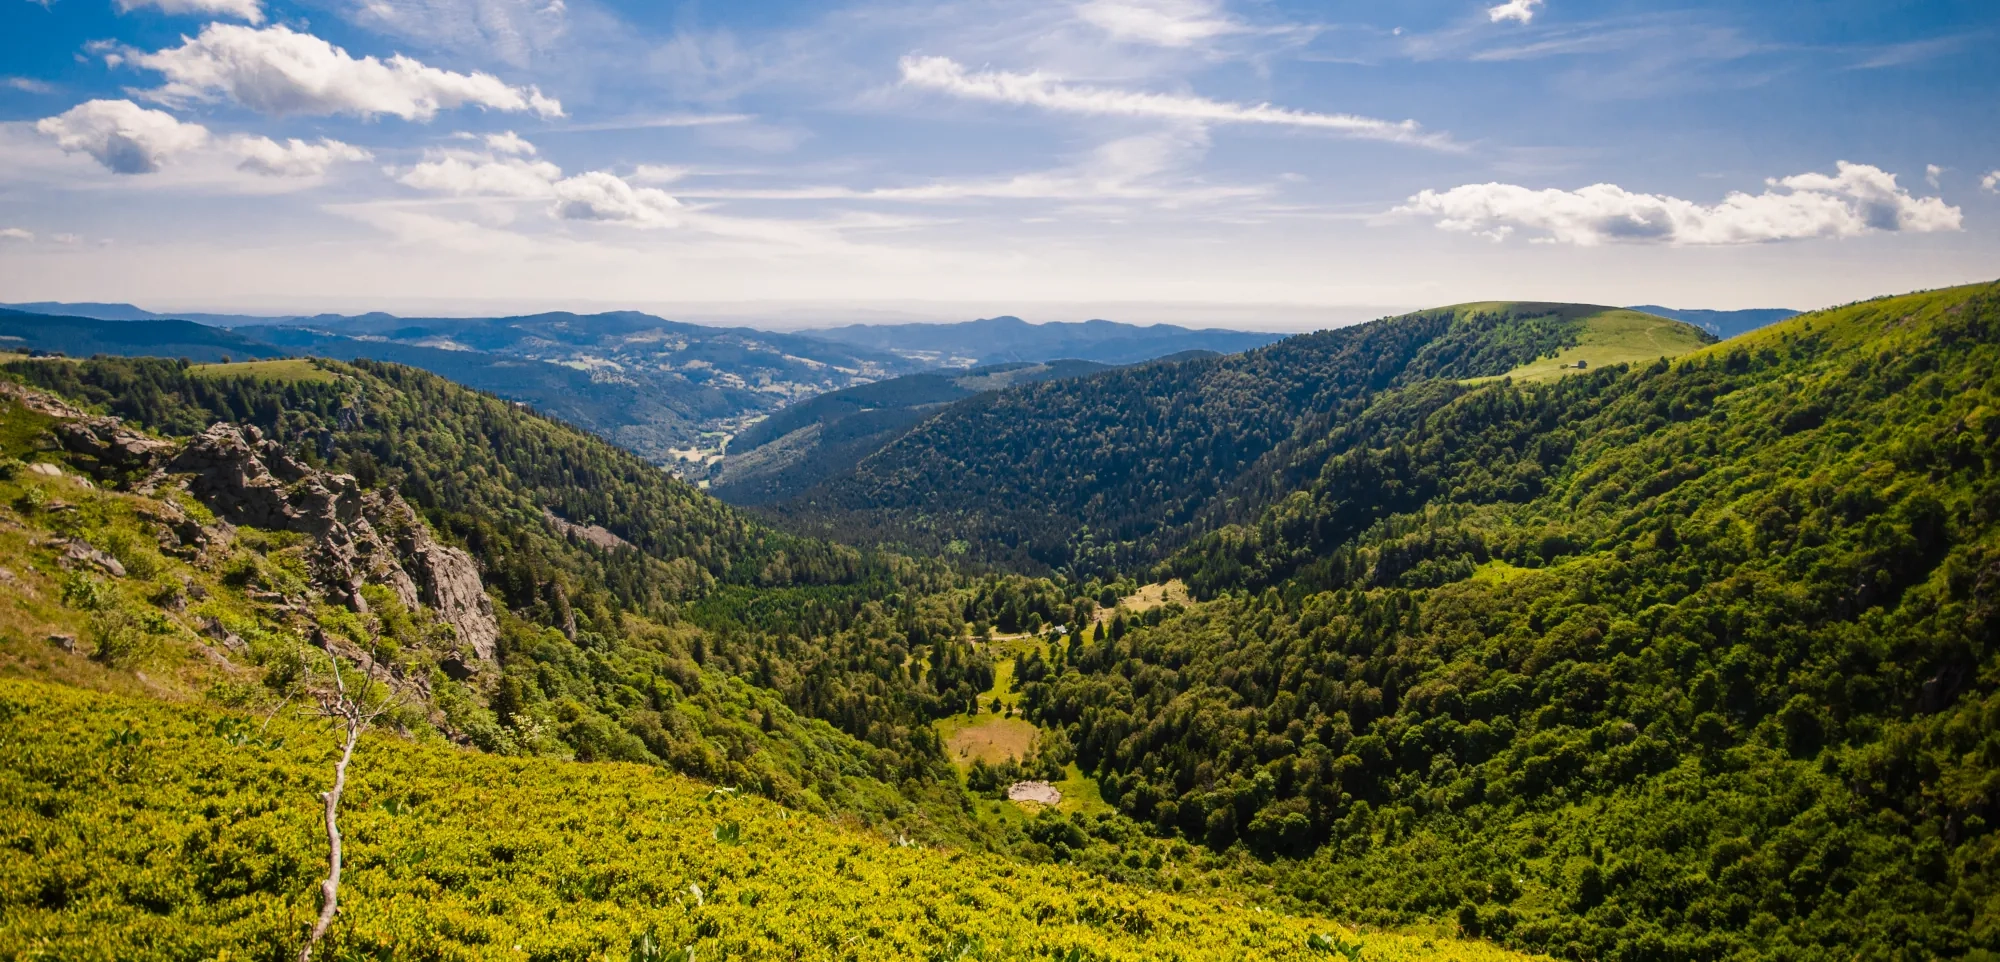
[939,712,1039,767]
[1467,559,1535,586]
[1099,579,1189,623]
[1491,309,1709,383]
[188,358,337,384]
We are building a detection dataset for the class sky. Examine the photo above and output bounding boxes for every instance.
[0,0,1996,330]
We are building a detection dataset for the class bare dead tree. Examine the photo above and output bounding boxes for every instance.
[298,651,396,962]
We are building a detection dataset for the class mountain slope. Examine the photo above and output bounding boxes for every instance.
[802,315,1285,366]
[1026,280,2000,960]
[713,359,1115,504]
[776,303,1711,575]
[0,356,1002,838]
[0,677,1528,962]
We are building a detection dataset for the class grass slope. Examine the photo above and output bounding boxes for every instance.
[1488,309,1709,383]
[189,359,339,384]
[0,677,1536,962]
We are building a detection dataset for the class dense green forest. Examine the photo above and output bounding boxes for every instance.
[774,303,1691,575]
[713,359,1113,505]
[1016,283,2000,960]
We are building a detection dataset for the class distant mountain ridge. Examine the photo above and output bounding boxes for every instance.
[1627,304,1799,339]
[799,315,1285,366]
[0,303,1271,471]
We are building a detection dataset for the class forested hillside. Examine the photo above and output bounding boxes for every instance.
[1015,282,2000,960]
[714,359,1114,504]
[777,304,1703,575]
[0,356,1014,839]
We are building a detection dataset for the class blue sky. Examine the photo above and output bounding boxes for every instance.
[0,0,1995,328]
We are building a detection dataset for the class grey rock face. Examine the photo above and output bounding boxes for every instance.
[168,422,498,667]
[0,381,173,481]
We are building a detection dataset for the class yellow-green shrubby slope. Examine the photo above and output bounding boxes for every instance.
[0,678,1538,962]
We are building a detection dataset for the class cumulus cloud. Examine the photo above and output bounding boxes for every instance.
[1983,170,1999,193]
[396,145,683,228]
[230,135,371,177]
[36,99,211,174]
[129,24,563,121]
[115,0,263,23]
[551,171,682,227]
[0,228,33,242]
[484,130,537,155]
[898,55,1453,149]
[35,98,369,178]
[1925,163,1942,188]
[1488,0,1544,24]
[1075,0,1243,47]
[1396,162,1962,246]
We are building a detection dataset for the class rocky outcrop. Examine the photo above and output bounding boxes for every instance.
[168,422,500,668]
[6,382,500,672]
[0,381,172,483]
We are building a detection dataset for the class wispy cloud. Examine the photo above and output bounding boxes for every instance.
[1074,0,1246,48]
[5,77,57,94]
[897,55,1456,150]
[544,113,755,134]
[337,0,572,69]
[1393,162,1961,245]
[115,0,263,24]
[678,130,1264,207]
[1851,33,1980,69]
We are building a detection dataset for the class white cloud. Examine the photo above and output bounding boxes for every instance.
[0,228,32,242]
[898,55,1453,149]
[1487,0,1544,24]
[6,77,56,94]
[396,144,684,228]
[115,0,264,24]
[484,130,537,155]
[1395,162,1962,246]
[1926,163,1942,188]
[34,98,369,179]
[550,171,683,227]
[36,99,211,174]
[230,135,372,177]
[51,233,82,245]
[631,164,691,184]
[129,24,564,121]
[1983,170,1999,193]
[1075,0,1243,47]
[398,153,564,197]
